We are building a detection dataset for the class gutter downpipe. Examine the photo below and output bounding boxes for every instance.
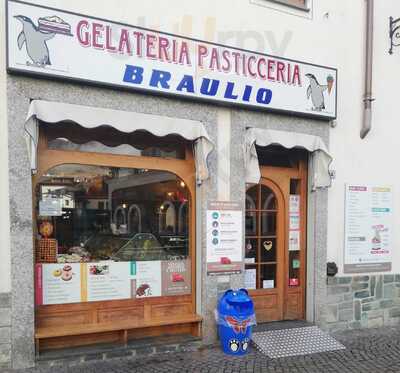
[360,0,374,139]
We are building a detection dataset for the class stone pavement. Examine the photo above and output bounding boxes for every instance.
[4,326,400,373]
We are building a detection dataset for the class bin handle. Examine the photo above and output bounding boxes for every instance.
[223,288,249,297]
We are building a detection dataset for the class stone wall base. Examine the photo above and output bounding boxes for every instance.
[324,274,400,332]
[0,293,11,369]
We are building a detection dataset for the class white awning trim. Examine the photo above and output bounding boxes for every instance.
[245,128,333,190]
[25,100,214,184]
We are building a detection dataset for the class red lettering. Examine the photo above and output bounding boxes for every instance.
[133,31,144,57]
[232,52,241,75]
[277,61,286,83]
[158,37,170,62]
[292,65,301,86]
[179,42,191,65]
[146,34,157,59]
[267,59,276,81]
[92,22,104,49]
[222,50,231,72]
[118,29,132,54]
[105,25,116,52]
[198,45,208,68]
[247,56,257,78]
[77,20,90,47]
[257,58,266,79]
[209,47,220,71]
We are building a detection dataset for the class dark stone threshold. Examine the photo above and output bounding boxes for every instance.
[36,334,202,368]
[253,320,313,332]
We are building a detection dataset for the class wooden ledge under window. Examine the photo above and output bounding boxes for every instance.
[35,314,202,353]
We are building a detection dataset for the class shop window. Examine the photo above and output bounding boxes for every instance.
[42,121,188,160]
[34,164,191,301]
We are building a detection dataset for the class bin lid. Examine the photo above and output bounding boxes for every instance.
[218,289,254,317]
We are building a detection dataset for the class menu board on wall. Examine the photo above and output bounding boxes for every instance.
[206,201,243,274]
[344,185,393,273]
[35,259,191,305]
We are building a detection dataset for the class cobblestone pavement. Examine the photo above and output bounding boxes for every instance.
[5,326,400,373]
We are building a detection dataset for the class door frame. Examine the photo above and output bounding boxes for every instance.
[245,158,308,322]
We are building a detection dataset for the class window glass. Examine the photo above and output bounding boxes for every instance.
[35,164,190,264]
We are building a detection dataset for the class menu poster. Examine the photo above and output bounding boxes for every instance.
[344,185,393,273]
[36,263,81,305]
[86,262,135,302]
[244,268,256,289]
[206,201,243,274]
[135,261,162,298]
[289,230,300,251]
[39,198,62,217]
[161,259,191,296]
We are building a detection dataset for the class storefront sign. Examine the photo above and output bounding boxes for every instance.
[344,185,393,273]
[206,201,242,274]
[35,259,190,305]
[7,0,337,119]
[39,197,62,217]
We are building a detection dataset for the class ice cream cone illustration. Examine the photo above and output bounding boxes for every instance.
[327,75,334,94]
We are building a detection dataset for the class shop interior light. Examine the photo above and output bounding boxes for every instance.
[122,203,127,209]
[180,181,185,188]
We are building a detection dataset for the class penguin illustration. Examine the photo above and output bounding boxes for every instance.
[305,73,328,111]
[14,15,55,67]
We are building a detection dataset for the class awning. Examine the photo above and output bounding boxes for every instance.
[25,100,214,184]
[245,128,333,190]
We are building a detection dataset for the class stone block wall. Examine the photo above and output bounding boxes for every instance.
[325,275,400,332]
[0,293,11,369]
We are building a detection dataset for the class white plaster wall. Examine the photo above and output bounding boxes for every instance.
[4,0,400,277]
[0,0,10,293]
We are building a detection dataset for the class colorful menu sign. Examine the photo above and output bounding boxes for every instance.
[35,259,191,305]
[7,0,337,119]
[206,201,242,274]
[344,185,393,273]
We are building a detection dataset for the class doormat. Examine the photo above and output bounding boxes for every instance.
[251,326,345,358]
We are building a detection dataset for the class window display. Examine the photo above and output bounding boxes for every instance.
[35,164,191,304]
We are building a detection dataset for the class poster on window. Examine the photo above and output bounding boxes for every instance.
[289,195,301,251]
[135,261,162,297]
[35,263,82,305]
[206,201,243,274]
[344,185,393,273]
[86,262,136,302]
[161,259,191,296]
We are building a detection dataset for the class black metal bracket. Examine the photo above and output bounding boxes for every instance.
[389,16,400,54]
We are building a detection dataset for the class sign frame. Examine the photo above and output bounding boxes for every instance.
[6,0,337,120]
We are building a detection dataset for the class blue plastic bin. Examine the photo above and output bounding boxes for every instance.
[216,289,256,355]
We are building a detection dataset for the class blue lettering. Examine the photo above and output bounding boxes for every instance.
[150,69,171,89]
[123,65,143,84]
[224,82,238,100]
[256,88,272,105]
[242,85,252,102]
[200,79,219,96]
[177,75,195,93]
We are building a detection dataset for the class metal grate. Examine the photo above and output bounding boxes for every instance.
[252,326,345,358]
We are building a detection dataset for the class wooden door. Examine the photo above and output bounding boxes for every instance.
[245,158,307,322]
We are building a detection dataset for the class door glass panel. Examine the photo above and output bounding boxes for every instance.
[244,264,257,290]
[261,212,277,236]
[260,264,276,289]
[245,238,258,262]
[246,186,258,210]
[260,238,276,263]
[261,185,277,210]
[245,211,257,236]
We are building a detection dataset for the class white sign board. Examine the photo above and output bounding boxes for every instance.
[344,185,393,273]
[7,0,337,119]
[207,201,242,273]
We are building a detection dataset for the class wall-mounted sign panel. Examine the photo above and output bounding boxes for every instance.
[206,201,242,274]
[344,185,393,273]
[7,0,337,119]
